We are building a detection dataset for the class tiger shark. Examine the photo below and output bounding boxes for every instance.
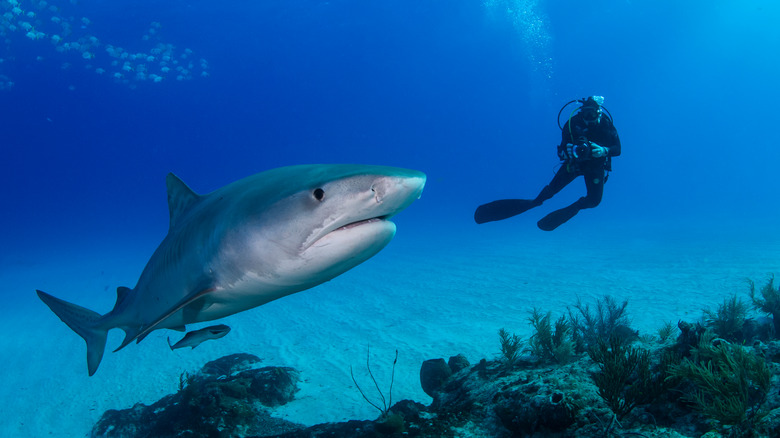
[37,164,426,375]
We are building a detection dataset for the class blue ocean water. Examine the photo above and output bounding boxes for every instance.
[1,0,780,435]
[2,0,779,246]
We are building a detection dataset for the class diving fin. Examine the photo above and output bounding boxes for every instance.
[537,204,580,231]
[474,199,539,224]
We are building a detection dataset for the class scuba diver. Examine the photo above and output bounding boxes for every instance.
[474,96,621,231]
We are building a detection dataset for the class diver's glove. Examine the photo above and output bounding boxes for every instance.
[590,143,608,158]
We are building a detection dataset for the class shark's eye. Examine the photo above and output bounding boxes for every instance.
[313,188,325,201]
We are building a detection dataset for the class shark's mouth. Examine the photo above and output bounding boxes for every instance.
[334,217,385,231]
[307,216,392,249]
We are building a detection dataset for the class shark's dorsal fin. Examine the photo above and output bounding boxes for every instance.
[166,173,201,229]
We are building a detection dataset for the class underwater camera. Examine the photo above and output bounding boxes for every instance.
[572,143,592,159]
[558,142,593,161]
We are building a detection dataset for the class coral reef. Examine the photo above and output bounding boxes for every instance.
[91,340,780,438]
[91,353,302,438]
[668,332,772,436]
[91,284,780,438]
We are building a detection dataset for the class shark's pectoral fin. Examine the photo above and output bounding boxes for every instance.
[137,331,152,344]
[113,287,216,353]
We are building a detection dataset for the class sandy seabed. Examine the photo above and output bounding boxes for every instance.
[2,219,778,437]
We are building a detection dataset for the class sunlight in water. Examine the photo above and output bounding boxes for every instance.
[483,0,553,80]
[0,0,209,90]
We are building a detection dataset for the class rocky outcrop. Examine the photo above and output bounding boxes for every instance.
[93,341,780,438]
[91,353,303,438]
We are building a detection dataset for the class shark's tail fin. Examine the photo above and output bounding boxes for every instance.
[36,290,108,376]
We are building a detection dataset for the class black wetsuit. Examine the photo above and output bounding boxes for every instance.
[533,112,621,230]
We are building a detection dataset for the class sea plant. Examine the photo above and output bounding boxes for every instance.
[350,346,398,420]
[588,336,657,420]
[528,308,574,364]
[667,332,770,434]
[657,321,676,343]
[638,333,656,345]
[497,328,524,370]
[749,275,780,336]
[704,295,749,342]
[568,295,633,353]
[178,371,192,392]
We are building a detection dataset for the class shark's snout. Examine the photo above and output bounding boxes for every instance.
[373,172,425,216]
[408,174,426,199]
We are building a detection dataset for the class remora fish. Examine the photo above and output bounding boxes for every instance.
[168,325,231,350]
[37,164,426,375]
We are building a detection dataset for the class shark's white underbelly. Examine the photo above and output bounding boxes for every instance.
[187,278,308,324]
